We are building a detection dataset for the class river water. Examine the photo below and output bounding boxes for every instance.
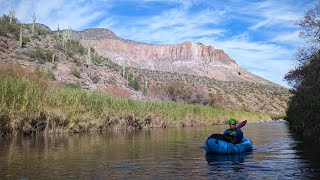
[0,122,320,179]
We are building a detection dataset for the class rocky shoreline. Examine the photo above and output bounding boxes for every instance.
[257,119,286,123]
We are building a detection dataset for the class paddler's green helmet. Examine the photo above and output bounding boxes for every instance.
[228,118,237,124]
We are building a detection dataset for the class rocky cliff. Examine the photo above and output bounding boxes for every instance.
[73,28,275,85]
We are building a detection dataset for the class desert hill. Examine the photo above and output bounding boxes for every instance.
[0,20,290,116]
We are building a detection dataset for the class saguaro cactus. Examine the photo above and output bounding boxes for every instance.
[62,32,67,47]
[19,27,22,48]
[80,34,85,45]
[143,80,148,94]
[52,54,55,62]
[32,12,36,34]
[9,8,14,24]
[122,66,126,77]
[126,73,129,86]
[57,24,60,37]
[86,46,91,66]
[68,26,72,40]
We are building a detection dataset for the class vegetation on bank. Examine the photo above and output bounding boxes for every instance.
[0,63,271,136]
[285,2,320,142]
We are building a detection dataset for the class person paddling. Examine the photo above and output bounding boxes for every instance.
[222,118,244,144]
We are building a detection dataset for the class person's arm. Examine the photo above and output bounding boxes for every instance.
[235,129,243,143]
[222,129,228,135]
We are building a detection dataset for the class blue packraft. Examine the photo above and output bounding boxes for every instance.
[204,137,253,154]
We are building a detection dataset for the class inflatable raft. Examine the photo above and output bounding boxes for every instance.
[204,136,253,154]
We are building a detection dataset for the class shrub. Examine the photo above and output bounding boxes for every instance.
[64,82,81,89]
[34,26,51,36]
[0,62,51,90]
[167,80,195,103]
[66,40,86,55]
[31,46,54,62]
[128,75,141,90]
[90,73,100,84]
[93,55,103,65]
[0,15,20,38]
[70,65,81,78]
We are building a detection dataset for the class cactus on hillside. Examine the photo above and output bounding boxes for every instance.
[86,46,91,66]
[19,27,22,48]
[57,24,60,37]
[143,80,148,94]
[52,54,55,62]
[67,26,72,40]
[9,8,14,24]
[122,66,126,77]
[32,12,36,35]
[126,73,129,86]
[62,32,67,47]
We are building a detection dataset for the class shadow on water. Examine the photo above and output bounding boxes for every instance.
[291,136,320,179]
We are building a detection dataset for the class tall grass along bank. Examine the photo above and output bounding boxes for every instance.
[0,68,271,135]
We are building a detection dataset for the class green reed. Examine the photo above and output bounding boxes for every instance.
[0,74,271,135]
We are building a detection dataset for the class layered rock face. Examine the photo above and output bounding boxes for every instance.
[78,29,273,84]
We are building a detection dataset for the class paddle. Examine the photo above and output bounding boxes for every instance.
[236,120,247,130]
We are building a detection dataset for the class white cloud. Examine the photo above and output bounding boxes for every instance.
[0,0,111,30]
[111,4,226,44]
[270,31,302,45]
[229,0,303,30]
[211,37,295,87]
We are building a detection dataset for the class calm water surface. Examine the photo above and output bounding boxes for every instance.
[0,122,320,179]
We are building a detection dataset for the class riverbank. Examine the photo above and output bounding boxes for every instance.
[0,64,274,135]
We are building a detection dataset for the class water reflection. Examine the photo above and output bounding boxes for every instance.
[205,152,249,164]
[205,153,251,178]
[291,136,320,179]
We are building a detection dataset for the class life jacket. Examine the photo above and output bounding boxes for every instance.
[227,129,237,137]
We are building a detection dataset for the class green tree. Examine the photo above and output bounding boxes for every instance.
[285,1,320,142]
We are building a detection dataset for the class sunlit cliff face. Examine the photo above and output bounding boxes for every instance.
[80,32,273,85]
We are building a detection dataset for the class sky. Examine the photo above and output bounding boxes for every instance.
[0,0,318,87]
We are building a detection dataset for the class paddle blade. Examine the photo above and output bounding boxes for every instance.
[236,120,247,130]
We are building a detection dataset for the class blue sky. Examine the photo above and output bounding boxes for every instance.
[0,0,317,87]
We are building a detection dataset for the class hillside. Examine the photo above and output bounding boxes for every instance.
[0,15,291,116]
[75,28,278,86]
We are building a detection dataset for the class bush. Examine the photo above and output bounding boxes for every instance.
[31,46,54,62]
[64,82,81,89]
[0,15,20,38]
[128,75,141,90]
[34,26,51,36]
[167,80,194,102]
[22,36,30,47]
[90,73,100,84]
[0,62,51,90]
[93,55,103,65]
[70,65,81,78]
[66,40,86,55]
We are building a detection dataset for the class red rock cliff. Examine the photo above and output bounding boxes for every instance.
[79,29,272,84]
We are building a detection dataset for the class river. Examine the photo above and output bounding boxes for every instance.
[0,122,319,179]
